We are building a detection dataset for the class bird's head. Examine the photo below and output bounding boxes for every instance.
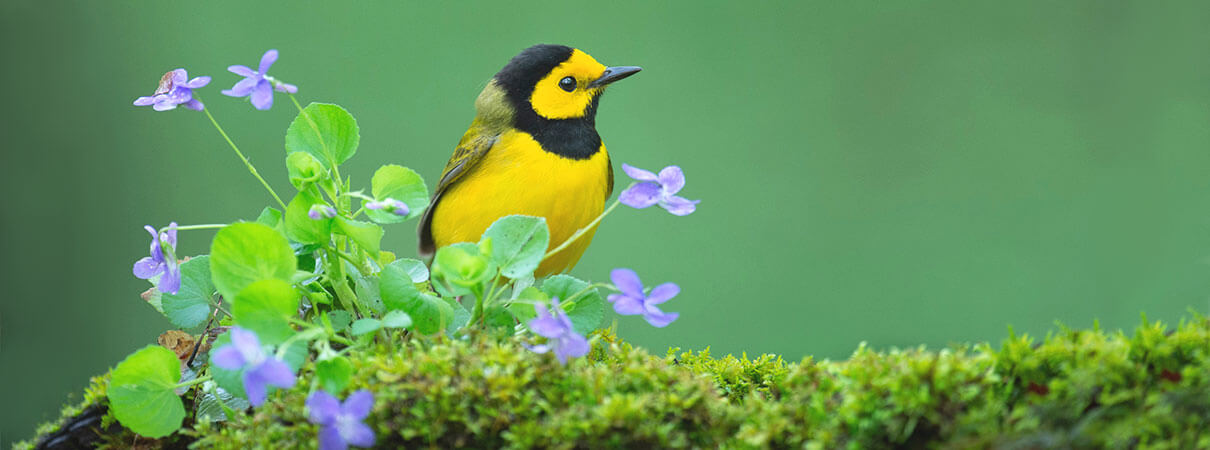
[486,44,641,124]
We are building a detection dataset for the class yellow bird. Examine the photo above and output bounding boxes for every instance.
[418,44,641,276]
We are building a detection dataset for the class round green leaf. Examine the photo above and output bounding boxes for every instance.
[381,263,452,335]
[316,356,353,394]
[162,256,214,328]
[388,258,429,283]
[108,346,185,438]
[431,242,495,290]
[210,223,297,302]
[336,216,383,255]
[285,103,360,168]
[541,274,605,335]
[382,309,413,328]
[482,215,549,279]
[284,191,333,245]
[232,279,300,346]
[365,165,429,223]
[351,318,382,336]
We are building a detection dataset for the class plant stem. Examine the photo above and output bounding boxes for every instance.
[200,103,287,210]
[544,196,624,260]
[173,375,213,389]
[167,224,229,232]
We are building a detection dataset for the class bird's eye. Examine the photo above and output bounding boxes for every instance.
[558,76,576,92]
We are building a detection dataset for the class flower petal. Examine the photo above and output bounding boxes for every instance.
[657,166,686,194]
[524,343,551,354]
[318,425,345,450]
[645,282,680,305]
[619,182,661,209]
[643,308,679,328]
[306,390,340,425]
[157,260,181,295]
[255,358,296,388]
[228,327,264,362]
[183,98,204,111]
[242,370,269,407]
[259,49,279,74]
[527,315,566,339]
[275,82,298,94]
[621,163,659,182]
[185,76,211,88]
[608,294,645,316]
[250,81,274,110]
[152,101,178,111]
[163,222,178,248]
[340,421,376,448]
[133,96,156,106]
[227,64,256,77]
[659,195,699,216]
[342,390,374,419]
[133,257,163,279]
[223,76,259,97]
[211,345,247,370]
[609,268,644,298]
[555,333,590,364]
[170,68,187,85]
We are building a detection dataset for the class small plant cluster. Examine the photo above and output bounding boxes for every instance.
[111,49,699,448]
[21,316,1210,449]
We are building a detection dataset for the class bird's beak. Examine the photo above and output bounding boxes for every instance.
[589,66,642,88]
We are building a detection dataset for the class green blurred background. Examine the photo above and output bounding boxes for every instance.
[3,0,1210,443]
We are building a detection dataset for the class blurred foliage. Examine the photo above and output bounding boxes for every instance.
[18,315,1210,449]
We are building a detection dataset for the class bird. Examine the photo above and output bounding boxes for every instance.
[418,44,641,277]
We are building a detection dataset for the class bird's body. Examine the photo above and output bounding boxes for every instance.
[419,45,640,276]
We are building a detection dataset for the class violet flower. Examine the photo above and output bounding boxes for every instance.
[133,69,210,111]
[132,222,181,294]
[222,49,298,110]
[619,164,700,216]
[365,198,409,216]
[308,204,337,220]
[307,389,376,450]
[607,268,680,327]
[212,327,296,406]
[526,298,590,364]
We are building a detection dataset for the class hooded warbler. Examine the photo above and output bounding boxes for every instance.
[418,44,641,276]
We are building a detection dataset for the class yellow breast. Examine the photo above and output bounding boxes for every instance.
[430,129,609,276]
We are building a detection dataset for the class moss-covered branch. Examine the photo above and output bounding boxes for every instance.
[19,316,1210,449]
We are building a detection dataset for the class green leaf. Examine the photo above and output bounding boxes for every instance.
[210,223,297,302]
[484,304,516,330]
[365,165,429,223]
[316,356,353,394]
[390,258,429,283]
[383,309,413,328]
[336,216,383,256]
[194,381,250,423]
[351,318,382,336]
[286,151,327,189]
[231,279,299,346]
[444,296,471,335]
[284,191,333,245]
[352,271,384,315]
[284,103,360,168]
[541,275,605,335]
[326,310,353,332]
[381,263,452,335]
[431,242,494,293]
[162,256,215,328]
[508,286,549,325]
[481,215,550,279]
[255,207,283,228]
[108,346,185,438]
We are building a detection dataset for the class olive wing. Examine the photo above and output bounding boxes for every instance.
[417,132,498,257]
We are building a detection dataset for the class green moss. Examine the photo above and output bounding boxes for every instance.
[18,316,1210,449]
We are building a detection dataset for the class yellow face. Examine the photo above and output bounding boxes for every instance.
[528,49,608,120]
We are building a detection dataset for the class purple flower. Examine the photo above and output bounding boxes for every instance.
[607,268,680,327]
[308,204,337,220]
[526,298,590,364]
[365,198,409,216]
[619,164,700,216]
[307,389,376,450]
[132,222,181,294]
[212,327,296,407]
[133,69,210,111]
[222,49,298,110]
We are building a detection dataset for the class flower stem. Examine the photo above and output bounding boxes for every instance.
[544,196,624,260]
[173,375,213,389]
[199,104,287,210]
[166,224,228,232]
